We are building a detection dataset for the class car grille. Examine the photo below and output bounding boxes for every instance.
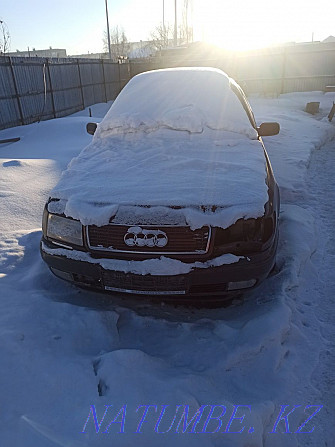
[102,270,187,294]
[86,224,210,254]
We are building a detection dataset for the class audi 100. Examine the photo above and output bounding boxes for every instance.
[40,67,280,299]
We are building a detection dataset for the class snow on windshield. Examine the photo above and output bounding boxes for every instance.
[52,130,268,228]
[96,68,257,138]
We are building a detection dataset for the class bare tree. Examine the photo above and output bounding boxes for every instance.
[103,26,130,60]
[179,0,193,45]
[149,0,193,51]
[178,23,193,46]
[149,23,174,51]
[0,19,10,55]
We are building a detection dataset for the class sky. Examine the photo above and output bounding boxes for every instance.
[1,0,334,55]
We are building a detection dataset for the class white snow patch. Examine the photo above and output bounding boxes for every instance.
[41,241,243,275]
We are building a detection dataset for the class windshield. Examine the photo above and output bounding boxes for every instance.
[96,67,257,139]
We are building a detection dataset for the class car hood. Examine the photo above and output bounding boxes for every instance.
[51,129,269,229]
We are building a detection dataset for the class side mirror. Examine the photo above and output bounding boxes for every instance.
[257,122,280,137]
[86,122,97,135]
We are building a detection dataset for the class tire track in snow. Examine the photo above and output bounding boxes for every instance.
[293,138,335,446]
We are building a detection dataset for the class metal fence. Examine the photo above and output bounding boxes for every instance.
[130,42,335,96]
[1,42,335,130]
[234,43,335,95]
[0,56,130,130]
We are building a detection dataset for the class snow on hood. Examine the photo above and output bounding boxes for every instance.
[96,68,257,139]
[51,128,269,228]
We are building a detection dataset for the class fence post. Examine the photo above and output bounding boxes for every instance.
[101,58,108,103]
[126,60,131,83]
[8,57,24,125]
[129,59,136,80]
[77,58,85,110]
[46,58,56,118]
[280,48,287,95]
[118,60,122,95]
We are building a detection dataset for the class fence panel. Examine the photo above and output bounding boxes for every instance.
[1,43,335,131]
[119,62,131,91]
[48,59,83,117]
[79,59,105,107]
[283,75,335,94]
[103,61,124,101]
[0,57,22,128]
[16,57,55,123]
[0,57,127,129]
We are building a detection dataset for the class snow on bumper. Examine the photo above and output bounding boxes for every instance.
[40,240,276,297]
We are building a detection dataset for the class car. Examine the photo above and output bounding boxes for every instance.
[40,67,280,299]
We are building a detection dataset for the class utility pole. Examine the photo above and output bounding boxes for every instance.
[163,0,167,47]
[105,0,112,59]
[174,0,177,47]
[163,0,165,29]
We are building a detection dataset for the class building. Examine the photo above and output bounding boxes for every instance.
[70,41,156,61]
[7,48,67,58]
[322,36,335,44]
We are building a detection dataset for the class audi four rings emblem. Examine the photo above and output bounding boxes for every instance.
[124,226,168,248]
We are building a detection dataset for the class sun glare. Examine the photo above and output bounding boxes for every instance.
[192,0,316,52]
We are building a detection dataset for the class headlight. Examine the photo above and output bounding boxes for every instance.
[46,213,83,246]
[213,216,275,256]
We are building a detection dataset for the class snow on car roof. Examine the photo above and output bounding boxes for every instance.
[96,67,257,138]
[50,68,268,228]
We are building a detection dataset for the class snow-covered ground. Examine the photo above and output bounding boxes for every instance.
[0,92,334,447]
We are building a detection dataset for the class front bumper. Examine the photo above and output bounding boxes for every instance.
[40,236,277,299]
